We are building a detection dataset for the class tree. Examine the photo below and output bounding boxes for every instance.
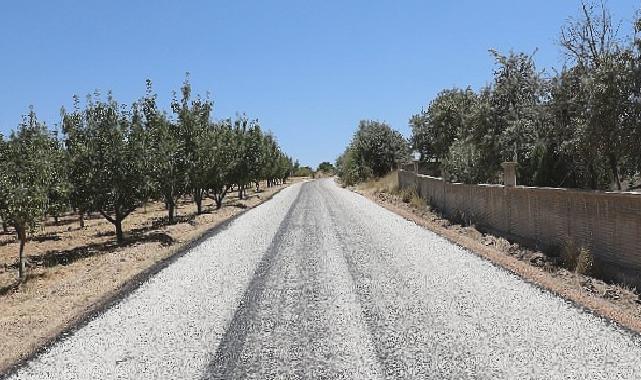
[227,116,254,199]
[439,51,545,185]
[351,120,408,178]
[560,0,618,68]
[171,75,213,214]
[46,132,71,225]
[0,110,53,280]
[205,121,236,209]
[0,134,8,233]
[337,120,407,185]
[65,94,152,243]
[144,80,185,223]
[245,123,265,192]
[410,88,476,165]
[317,161,334,173]
[558,0,633,189]
[336,147,361,186]
[62,96,94,228]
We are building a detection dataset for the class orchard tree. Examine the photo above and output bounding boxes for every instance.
[171,75,213,214]
[143,80,185,223]
[62,97,94,228]
[0,110,53,280]
[262,133,280,188]
[0,133,8,233]
[246,123,265,192]
[206,121,237,209]
[66,94,152,243]
[46,132,71,225]
[228,116,253,199]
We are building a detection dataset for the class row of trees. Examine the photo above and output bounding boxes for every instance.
[411,1,641,190]
[0,77,294,280]
[336,120,408,186]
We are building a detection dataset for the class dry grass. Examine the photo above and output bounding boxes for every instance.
[0,179,303,373]
[358,171,399,194]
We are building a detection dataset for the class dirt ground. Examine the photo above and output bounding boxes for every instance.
[0,179,303,373]
[356,180,641,336]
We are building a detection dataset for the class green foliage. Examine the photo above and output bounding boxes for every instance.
[1,77,296,280]
[410,1,641,190]
[411,88,476,165]
[143,80,185,223]
[46,133,71,223]
[292,166,314,177]
[317,161,334,174]
[171,75,213,213]
[336,146,364,186]
[0,110,56,279]
[337,120,408,185]
[0,111,53,230]
[64,93,153,242]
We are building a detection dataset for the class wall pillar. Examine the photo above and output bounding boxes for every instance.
[501,162,517,187]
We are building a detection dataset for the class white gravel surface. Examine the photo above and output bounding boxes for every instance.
[6,179,641,379]
[6,183,303,380]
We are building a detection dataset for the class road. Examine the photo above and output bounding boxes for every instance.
[7,179,641,379]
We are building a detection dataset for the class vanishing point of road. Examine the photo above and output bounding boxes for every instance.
[7,179,641,379]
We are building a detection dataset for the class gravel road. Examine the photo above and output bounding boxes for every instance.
[7,179,641,379]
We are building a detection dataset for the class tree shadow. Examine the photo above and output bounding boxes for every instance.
[30,234,62,243]
[0,237,16,247]
[9,230,175,270]
[43,218,82,228]
[0,281,20,296]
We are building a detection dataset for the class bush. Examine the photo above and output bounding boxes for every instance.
[409,191,426,209]
[576,247,594,275]
[560,241,579,270]
[561,241,594,275]
[336,120,408,185]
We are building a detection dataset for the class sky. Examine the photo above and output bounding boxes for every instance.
[0,1,639,168]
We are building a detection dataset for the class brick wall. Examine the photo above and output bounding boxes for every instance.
[398,170,641,287]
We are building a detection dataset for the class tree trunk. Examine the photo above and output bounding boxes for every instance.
[2,221,7,233]
[238,185,244,200]
[16,225,27,281]
[54,215,59,225]
[115,219,124,243]
[588,160,598,189]
[195,192,203,215]
[167,197,176,224]
[608,154,622,190]
[79,211,85,229]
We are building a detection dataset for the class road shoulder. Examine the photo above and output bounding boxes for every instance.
[353,183,641,336]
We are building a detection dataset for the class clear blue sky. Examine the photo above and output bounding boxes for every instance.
[0,1,638,168]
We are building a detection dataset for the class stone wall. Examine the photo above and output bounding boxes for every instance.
[398,170,641,287]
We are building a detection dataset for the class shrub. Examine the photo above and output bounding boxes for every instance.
[409,192,426,209]
[575,247,594,275]
[561,241,594,275]
[560,241,579,271]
